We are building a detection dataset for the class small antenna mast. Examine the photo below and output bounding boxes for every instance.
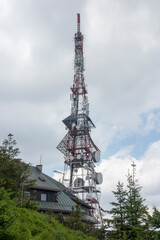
[40,154,42,165]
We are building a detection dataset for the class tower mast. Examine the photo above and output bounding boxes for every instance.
[57,14,103,225]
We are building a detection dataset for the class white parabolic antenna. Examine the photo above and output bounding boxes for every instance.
[95,172,103,185]
[86,175,90,180]
[77,154,81,160]
[92,151,100,162]
[84,164,89,170]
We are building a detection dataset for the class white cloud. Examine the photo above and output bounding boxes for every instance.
[97,140,160,211]
[82,0,160,153]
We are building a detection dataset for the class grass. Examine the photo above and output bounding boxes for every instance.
[6,207,97,240]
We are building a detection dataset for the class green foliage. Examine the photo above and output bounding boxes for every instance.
[107,181,127,238]
[0,134,100,239]
[147,207,160,239]
[84,224,106,240]
[55,212,65,225]
[0,134,35,202]
[65,204,85,232]
[150,207,160,230]
[106,162,150,239]
[5,206,97,240]
[56,204,106,240]
[0,185,97,240]
[126,163,148,228]
[22,198,39,211]
[0,187,18,239]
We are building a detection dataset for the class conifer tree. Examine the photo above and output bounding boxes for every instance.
[106,162,149,240]
[125,163,149,239]
[106,181,127,239]
[148,207,160,239]
[150,207,160,230]
[0,134,35,200]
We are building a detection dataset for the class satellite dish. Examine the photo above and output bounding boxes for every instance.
[94,172,103,185]
[84,165,89,170]
[92,151,100,162]
[86,175,90,180]
[89,163,95,169]
[74,178,84,188]
[77,154,81,160]
[88,154,92,160]
[72,122,76,129]
[76,125,80,130]
[70,155,74,161]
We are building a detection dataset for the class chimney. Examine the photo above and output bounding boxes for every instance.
[36,164,43,172]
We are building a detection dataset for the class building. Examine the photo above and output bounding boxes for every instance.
[28,165,98,224]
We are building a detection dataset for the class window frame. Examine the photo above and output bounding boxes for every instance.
[41,193,47,201]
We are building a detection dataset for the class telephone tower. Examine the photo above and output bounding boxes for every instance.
[57,14,103,225]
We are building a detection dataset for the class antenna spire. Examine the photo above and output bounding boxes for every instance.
[77,13,80,32]
[57,14,103,227]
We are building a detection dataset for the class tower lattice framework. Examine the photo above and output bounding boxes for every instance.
[57,14,103,225]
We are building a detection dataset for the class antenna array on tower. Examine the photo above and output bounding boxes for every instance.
[57,14,103,226]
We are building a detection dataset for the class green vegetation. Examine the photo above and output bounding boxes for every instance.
[0,187,97,240]
[105,163,160,239]
[2,134,160,239]
[56,204,106,240]
[0,134,100,239]
[0,134,35,200]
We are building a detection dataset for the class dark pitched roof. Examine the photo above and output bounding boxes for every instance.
[38,191,76,212]
[29,166,60,191]
[29,166,76,212]
[30,166,94,209]
[81,215,99,224]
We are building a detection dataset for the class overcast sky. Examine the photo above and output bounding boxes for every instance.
[1,0,160,212]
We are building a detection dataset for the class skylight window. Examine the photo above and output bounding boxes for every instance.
[38,176,46,182]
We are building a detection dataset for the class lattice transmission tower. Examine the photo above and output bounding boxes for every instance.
[57,14,103,224]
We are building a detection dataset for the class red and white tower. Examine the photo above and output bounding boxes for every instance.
[57,14,103,224]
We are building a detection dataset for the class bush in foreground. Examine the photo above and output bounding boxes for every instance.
[0,187,97,240]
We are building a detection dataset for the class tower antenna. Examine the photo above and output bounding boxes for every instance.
[57,14,103,226]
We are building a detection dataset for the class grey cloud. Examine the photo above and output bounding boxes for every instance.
[0,0,160,189]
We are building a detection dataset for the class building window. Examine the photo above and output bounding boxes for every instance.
[38,176,46,182]
[24,191,30,200]
[74,178,84,188]
[41,193,47,201]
